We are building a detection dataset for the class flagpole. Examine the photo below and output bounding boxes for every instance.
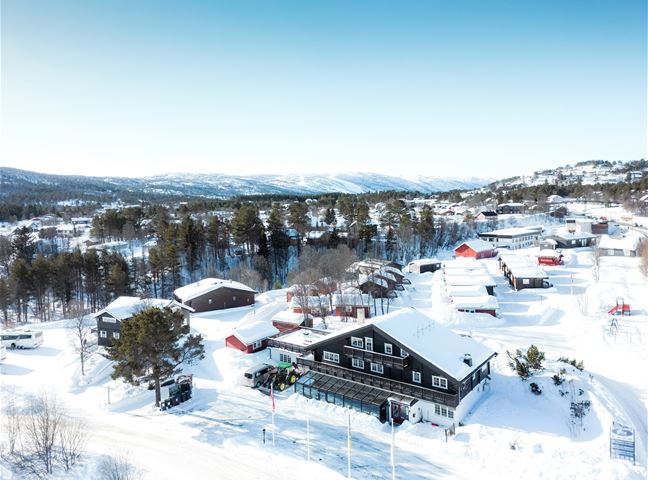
[347,411,351,479]
[270,383,276,447]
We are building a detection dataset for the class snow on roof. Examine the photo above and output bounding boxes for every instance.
[271,310,306,325]
[231,319,279,345]
[374,271,397,283]
[381,266,404,277]
[598,232,645,251]
[446,285,488,297]
[444,261,490,274]
[357,275,389,289]
[457,239,496,253]
[445,274,496,287]
[305,307,496,380]
[498,202,525,207]
[553,230,597,240]
[376,308,496,380]
[479,226,541,237]
[408,258,441,266]
[174,278,256,302]
[451,295,499,311]
[271,327,331,347]
[541,238,558,245]
[94,296,194,320]
[500,254,548,278]
[535,249,563,258]
[289,295,328,309]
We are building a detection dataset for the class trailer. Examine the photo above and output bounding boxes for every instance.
[608,298,631,316]
[160,374,193,411]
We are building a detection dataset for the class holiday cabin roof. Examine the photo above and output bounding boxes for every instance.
[306,307,496,381]
[93,296,194,320]
[174,278,256,302]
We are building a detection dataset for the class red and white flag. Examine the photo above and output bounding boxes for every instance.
[270,383,275,412]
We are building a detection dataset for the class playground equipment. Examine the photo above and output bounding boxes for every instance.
[608,298,631,316]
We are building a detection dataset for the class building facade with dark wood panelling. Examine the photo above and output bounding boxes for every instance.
[294,308,497,425]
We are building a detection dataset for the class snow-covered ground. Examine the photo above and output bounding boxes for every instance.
[1,248,646,479]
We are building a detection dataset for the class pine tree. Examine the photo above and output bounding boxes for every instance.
[109,307,205,406]
[11,226,36,264]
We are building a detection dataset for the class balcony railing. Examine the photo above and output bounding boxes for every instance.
[297,357,459,408]
[343,346,410,369]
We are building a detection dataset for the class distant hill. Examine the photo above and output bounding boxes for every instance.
[0,167,490,200]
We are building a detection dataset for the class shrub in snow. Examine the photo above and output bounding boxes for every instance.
[98,453,141,480]
[526,345,545,371]
[557,357,585,371]
[552,374,564,386]
[507,344,545,379]
[530,382,542,395]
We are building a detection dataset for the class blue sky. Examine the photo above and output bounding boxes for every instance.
[1,0,646,179]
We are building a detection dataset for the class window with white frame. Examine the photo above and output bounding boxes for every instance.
[323,351,340,363]
[351,337,364,348]
[208,298,213,304]
[384,343,393,355]
[370,362,383,374]
[412,371,421,383]
[365,337,373,351]
[400,348,408,358]
[99,330,107,338]
[435,404,454,418]
[233,295,237,301]
[523,278,530,285]
[279,353,291,363]
[351,358,365,369]
[113,332,120,339]
[432,376,448,389]
[252,340,262,350]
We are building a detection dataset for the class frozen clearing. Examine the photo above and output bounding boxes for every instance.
[1,248,646,479]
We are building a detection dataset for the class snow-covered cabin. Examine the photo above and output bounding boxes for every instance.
[173,278,256,312]
[535,249,564,266]
[407,258,442,274]
[331,293,371,319]
[93,296,194,347]
[271,310,313,332]
[499,254,549,290]
[224,320,280,354]
[598,232,646,257]
[454,240,497,259]
[293,308,497,426]
[450,295,499,317]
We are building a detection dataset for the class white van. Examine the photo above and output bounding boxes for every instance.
[243,364,274,388]
[0,329,44,349]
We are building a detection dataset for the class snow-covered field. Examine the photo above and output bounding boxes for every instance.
[1,248,646,479]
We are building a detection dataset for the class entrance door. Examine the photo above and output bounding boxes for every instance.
[390,402,408,424]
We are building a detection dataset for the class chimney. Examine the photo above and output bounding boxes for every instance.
[463,353,473,367]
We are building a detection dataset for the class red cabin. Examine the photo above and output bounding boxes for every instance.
[454,240,497,260]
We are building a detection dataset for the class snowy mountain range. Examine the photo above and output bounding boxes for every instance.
[0,167,490,198]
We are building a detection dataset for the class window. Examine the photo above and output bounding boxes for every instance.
[352,358,365,369]
[384,343,393,355]
[99,330,107,338]
[365,337,373,351]
[252,340,262,350]
[523,278,530,285]
[279,353,291,363]
[208,298,213,304]
[351,337,364,348]
[400,348,408,358]
[435,404,453,418]
[412,371,421,383]
[323,351,340,363]
[233,295,237,301]
[432,376,448,389]
[370,363,383,374]
[113,332,120,339]
[102,316,116,323]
